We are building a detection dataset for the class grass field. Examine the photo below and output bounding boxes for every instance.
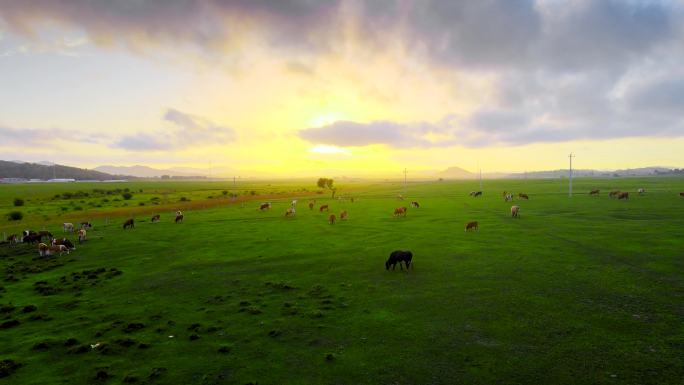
[1,177,683,384]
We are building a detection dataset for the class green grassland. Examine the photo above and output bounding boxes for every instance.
[1,177,683,384]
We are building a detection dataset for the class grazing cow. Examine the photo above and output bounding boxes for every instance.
[7,234,19,245]
[38,243,50,257]
[291,200,298,208]
[385,250,413,271]
[340,210,348,220]
[37,230,53,241]
[308,202,315,210]
[80,222,93,229]
[329,214,336,224]
[638,188,645,195]
[469,191,482,197]
[151,214,161,223]
[63,222,75,232]
[23,233,43,243]
[680,192,684,198]
[465,221,479,232]
[504,193,513,202]
[285,208,296,217]
[393,207,407,217]
[53,238,75,250]
[589,189,600,196]
[175,213,184,223]
[123,218,135,229]
[49,244,69,255]
[511,205,520,218]
[319,204,329,212]
[609,190,621,198]
[259,203,271,211]
[518,193,529,200]
[78,229,87,244]
[618,192,629,200]
[410,201,420,208]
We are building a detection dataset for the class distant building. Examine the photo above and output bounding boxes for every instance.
[47,178,76,183]
[0,178,28,183]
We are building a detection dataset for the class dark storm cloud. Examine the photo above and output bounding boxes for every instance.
[3,0,684,147]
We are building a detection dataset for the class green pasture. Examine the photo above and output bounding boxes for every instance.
[1,177,683,384]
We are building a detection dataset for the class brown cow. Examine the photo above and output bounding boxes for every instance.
[340,210,348,220]
[49,244,69,255]
[151,214,161,222]
[465,221,479,232]
[618,192,629,200]
[518,193,529,200]
[123,218,135,229]
[393,207,407,217]
[680,192,684,198]
[78,229,87,244]
[308,202,315,210]
[511,205,520,218]
[259,203,271,211]
[38,242,50,256]
[609,190,621,198]
[319,204,329,212]
[7,234,19,245]
[589,189,600,195]
[328,214,336,224]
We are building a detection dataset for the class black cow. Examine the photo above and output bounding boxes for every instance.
[385,250,413,271]
[22,233,42,243]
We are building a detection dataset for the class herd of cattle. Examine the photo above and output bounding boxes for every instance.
[3,187,683,265]
[6,221,91,257]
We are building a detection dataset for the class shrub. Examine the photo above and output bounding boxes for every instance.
[179,197,189,202]
[7,211,23,221]
[222,190,228,196]
[13,198,24,207]
[138,202,145,206]
[122,192,133,200]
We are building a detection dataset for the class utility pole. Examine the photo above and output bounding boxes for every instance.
[568,153,575,197]
[403,168,407,196]
[479,167,483,191]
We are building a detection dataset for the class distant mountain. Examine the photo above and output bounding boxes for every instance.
[435,166,475,179]
[94,165,204,178]
[0,160,129,180]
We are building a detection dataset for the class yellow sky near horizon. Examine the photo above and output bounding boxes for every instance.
[1,1,683,176]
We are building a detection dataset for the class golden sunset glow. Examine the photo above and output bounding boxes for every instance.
[1,1,683,177]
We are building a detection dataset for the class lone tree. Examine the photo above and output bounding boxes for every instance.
[317,178,337,198]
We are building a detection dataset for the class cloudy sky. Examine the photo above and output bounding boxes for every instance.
[1,0,683,176]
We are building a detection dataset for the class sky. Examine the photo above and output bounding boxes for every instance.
[1,0,683,177]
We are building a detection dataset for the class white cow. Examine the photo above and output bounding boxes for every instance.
[63,223,74,232]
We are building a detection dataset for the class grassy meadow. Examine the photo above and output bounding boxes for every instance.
[1,177,683,384]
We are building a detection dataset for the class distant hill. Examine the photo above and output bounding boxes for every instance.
[0,160,129,180]
[94,165,204,178]
[435,166,475,179]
